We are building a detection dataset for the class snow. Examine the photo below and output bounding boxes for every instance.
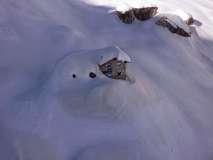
[99,46,131,65]
[172,9,192,22]
[115,3,132,13]
[0,0,213,160]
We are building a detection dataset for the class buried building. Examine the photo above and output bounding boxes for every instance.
[98,46,131,80]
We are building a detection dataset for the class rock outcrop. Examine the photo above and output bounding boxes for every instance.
[116,10,135,24]
[116,7,158,24]
[114,6,194,37]
[99,58,128,80]
[156,16,191,37]
[185,16,194,25]
[133,7,158,21]
[98,46,131,80]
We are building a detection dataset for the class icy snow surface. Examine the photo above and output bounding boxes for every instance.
[0,0,213,160]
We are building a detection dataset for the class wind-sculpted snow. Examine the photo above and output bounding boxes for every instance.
[0,0,213,160]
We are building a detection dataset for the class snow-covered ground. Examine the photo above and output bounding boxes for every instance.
[0,0,213,159]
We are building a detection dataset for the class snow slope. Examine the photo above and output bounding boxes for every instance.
[0,0,213,160]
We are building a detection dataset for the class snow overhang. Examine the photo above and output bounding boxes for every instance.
[98,46,131,65]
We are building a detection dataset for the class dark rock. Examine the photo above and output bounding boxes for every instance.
[99,58,128,80]
[176,27,191,37]
[116,10,135,24]
[185,16,194,25]
[133,7,158,21]
[156,16,191,37]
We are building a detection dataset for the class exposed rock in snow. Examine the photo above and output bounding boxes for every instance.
[98,47,131,81]
[99,58,128,80]
[155,10,196,37]
[156,16,192,37]
[116,10,135,24]
[133,7,158,21]
[115,6,158,24]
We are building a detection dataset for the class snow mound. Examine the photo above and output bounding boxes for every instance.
[44,46,145,119]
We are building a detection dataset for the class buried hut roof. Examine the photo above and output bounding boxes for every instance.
[98,46,131,65]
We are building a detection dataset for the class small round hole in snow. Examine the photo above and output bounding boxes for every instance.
[72,74,76,78]
[89,72,96,79]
